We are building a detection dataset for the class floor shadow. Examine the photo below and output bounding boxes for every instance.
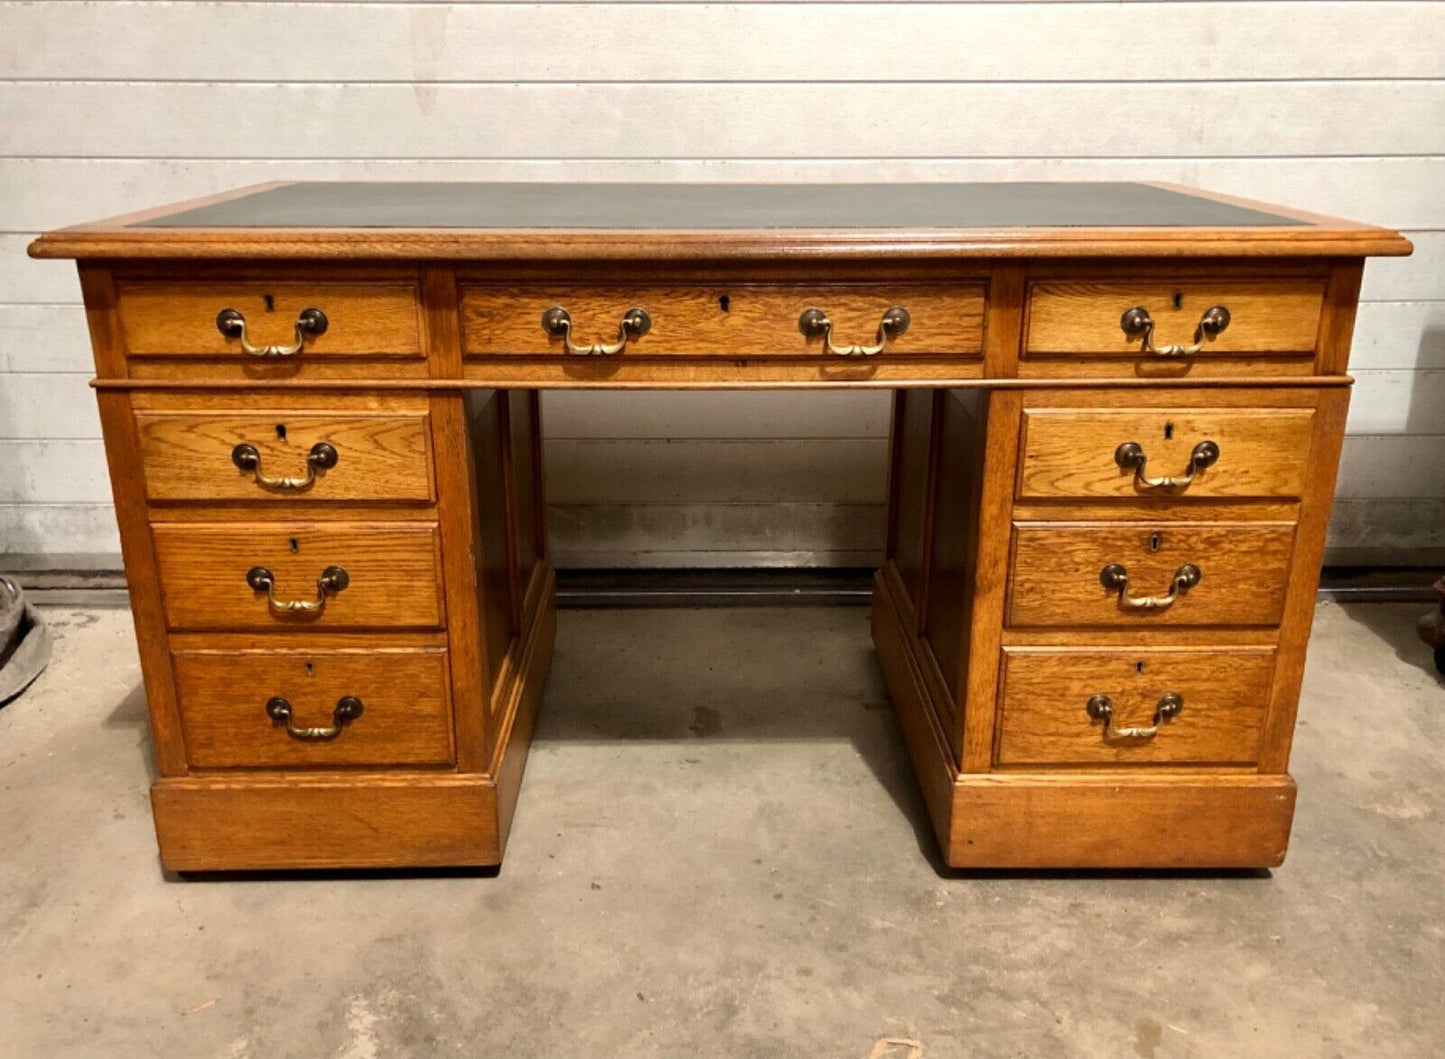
[103,682,158,782]
[1332,600,1444,681]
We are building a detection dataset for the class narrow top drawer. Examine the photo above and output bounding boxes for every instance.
[116,281,423,358]
[1024,278,1324,358]
[461,284,985,358]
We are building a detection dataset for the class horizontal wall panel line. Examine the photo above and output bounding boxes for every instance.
[3,79,1443,86]
[3,1,1441,81]
[5,83,1440,158]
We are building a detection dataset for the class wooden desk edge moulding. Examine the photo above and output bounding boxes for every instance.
[30,181,1411,872]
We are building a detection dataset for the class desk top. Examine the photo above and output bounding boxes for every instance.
[29,181,1411,261]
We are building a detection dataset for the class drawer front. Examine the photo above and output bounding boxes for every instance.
[1009,522,1296,628]
[152,522,445,630]
[173,644,454,768]
[116,281,423,358]
[1018,407,1315,500]
[461,284,985,357]
[997,648,1274,766]
[136,412,435,503]
[1024,278,1324,357]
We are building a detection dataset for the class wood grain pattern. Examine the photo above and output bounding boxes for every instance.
[1024,277,1325,356]
[1008,521,1297,628]
[947,773,1296,869]
[461,284,985,358]
[116,280,422,357]
[1018,407,1316,500]
[151,773,500,871]
[135,411,434,502]
[171,644,454,768]
[996,647,1275,767]
[151,521,445,630]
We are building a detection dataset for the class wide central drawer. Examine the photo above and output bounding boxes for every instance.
[172,642,455,768]
[135,412,435,502]
[996,647,1275,766]
[1008,521,1296,628]
[151,522,445,630]
[1018,406,1316,500]
[460,284,985,357]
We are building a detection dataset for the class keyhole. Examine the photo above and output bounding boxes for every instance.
[275,423,287,441]
[1172,292,1183,310]
[1149,533,1163,552]
[289,537,299,553]
[263,293,275,313]
[304,662,314,677]
[1163,422,1174,441]
[1135,660,1146,674]
[718,294,730,313]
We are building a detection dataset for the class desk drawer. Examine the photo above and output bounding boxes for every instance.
[173,642,454,768]
[996,648,1273,766]
[152,522,445,630]
[461,284,985,358]
[1018,407,1315,500]
[1008,522,1295,628]
[116,281,423,358]
[1023,278,1324,358]
[136,412,435,502]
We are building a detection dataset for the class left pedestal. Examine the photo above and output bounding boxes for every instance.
[96,370,554,870]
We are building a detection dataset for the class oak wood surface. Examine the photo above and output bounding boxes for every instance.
[1008,521,1297,628]
[461,283,985,358]
[171,644,454,769]
[1018,406,1315,500]
[44,181,1400,872]
[151,773,500,870]
[1023,277,1325,356]
[135,411,435,502]
[996,647,1275,767]
[946,773,1296,869]
[151,521,445,630]
[116,280,423,357]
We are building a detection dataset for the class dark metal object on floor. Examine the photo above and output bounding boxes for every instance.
[0,575,52,705]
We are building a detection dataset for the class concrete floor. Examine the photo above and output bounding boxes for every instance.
[1,602,1442,1058]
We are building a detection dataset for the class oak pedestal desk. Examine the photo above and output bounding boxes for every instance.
[30,182,1411,873]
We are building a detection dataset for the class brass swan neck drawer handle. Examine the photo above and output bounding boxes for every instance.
[1086,692,1183,739]
[798,306,910,356]
[1119,304,1230,356]
[231,442,338,491]
[215,307,328,357]
[265,695,364,740]
[1114,439,1220,489]
[541,306,651,355]
[1099,563,1201,609]
[246,565,349,615]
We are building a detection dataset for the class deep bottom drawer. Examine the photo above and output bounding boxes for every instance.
[172,642,454,768]
[996,647,1275,766]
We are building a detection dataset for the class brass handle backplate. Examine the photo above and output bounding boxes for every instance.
[216,307,328,357]
[541,306,651,355]
[266,695,364,740]
[231,441,338,491]
[246,565,349,615]
[1114,439,1220,489]
[1086,692,1183,739]
[1099,563,1201,609]
[799,306,910,356]
[1119,304,1230,356]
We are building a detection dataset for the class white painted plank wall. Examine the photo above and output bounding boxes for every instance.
[0,1,1442,566]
